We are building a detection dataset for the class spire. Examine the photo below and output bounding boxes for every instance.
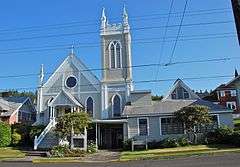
[39,64,44,86]
[101,7,107,29]
[235,68,239,78]
[123,5,129,28]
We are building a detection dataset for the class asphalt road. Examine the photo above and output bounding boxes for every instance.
[1,153,240,167]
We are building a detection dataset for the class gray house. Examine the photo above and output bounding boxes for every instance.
[34,8,233,150]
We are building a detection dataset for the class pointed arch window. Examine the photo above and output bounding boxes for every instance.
[86,97,94,117]
[109,41,122,69]
[112,94,121,117]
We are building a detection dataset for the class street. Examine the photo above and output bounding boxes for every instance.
[0,153,240,167]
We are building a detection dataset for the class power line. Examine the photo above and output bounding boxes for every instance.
[0,20,233,43]
[168,0,189,64]
[155,0,175,83]
[0,74,234,91]
[0,57,238,79]
[0,8,231,35]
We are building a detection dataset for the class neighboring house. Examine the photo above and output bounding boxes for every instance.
[0,96,36,124]
[123,79,233,142]
[34,8,233,150]
[204,70,240,114]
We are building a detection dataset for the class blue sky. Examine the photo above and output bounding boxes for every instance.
[0,0,239,96]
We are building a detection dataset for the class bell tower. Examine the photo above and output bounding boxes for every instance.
[100,7,133,119]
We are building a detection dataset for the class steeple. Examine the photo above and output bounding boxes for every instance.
[101,7,107,30]
[39,64,44,86]
[235,68,239,78]
[123,5,129,29]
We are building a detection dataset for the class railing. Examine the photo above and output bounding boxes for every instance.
[34,119,57,150]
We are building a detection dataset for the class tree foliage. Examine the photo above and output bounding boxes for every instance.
[55,112,91,139]
[0,121,11,147]
[174,105,212,143]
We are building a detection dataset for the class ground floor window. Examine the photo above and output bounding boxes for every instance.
[138,118,148,136]
[160,117,184,135]
[196,115,219,133]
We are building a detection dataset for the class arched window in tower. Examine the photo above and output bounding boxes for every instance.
[112,94,121,117]
[110,43,115,68]
[116,43,121,68]
[86,97,94,117]
[109,41,122,69]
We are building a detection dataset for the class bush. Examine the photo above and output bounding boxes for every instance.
[50,145,86,157]
[162,138,179,148]
[230,131,240,147]
[11,132,22,146]
[0,122,11,147]
[148,140,163,149]
[206,126,234,145]
[178,137,190,146]
[87,140,97,153]
[123,139,132,151]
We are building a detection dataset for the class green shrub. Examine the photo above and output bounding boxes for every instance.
[230,131,240,147]
[87,140,97,153]
[178,137,190,146]
[148,140,163,149]
[0,122,11,147]
[11,132,22,145]
[50,145,86,157]
[162,138,179,148]
[123,139,132,151]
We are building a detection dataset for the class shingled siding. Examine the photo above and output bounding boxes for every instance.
[218,112,234,127]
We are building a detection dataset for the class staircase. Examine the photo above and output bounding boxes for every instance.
[34,119,58,150]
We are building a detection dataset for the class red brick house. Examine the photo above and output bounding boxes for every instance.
[0,96,36,124]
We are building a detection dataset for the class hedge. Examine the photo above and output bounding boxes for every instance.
[0,122,11,147]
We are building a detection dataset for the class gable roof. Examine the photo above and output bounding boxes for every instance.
[123,99,231,117]
[43,53,100,91]
[163,79,200,100]
[49,90,84,107]
[0,96,30,117]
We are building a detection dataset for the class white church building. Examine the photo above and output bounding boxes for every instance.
[34,8,233,150]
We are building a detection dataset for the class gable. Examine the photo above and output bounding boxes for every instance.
[163,79,200,100]
[43,54,100,93]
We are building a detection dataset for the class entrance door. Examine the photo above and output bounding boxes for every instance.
[111,127,123,149]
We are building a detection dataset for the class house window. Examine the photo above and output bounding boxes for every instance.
[196,115,219,133]
[109,41,122,69]
[226,101,236,110]
[138,118,148,136]
[66,76,77,88]
[171,87,189,99]
[86,97,94,117]
[230,90,237,97]
[161,117,184,135]
[112,95,121,117]
[220,91,225,97]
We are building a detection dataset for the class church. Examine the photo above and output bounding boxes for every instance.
[34,7,233,150]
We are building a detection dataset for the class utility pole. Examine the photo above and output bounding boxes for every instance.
[231,0,240,45]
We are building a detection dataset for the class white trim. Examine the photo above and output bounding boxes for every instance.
[137,117,149,136]
[108,40,122,69]
[111,93,122,118]
[65,75,78,89]
[159,116,175,136]
[85,96,95,118]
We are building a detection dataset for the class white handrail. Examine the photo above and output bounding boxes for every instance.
[34,119,57,150]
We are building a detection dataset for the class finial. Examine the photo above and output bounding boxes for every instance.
[39,64,44,86]
[123,5,129,28]
[235,68,239,78]
[101,7,107,29]
[71,45,74,55]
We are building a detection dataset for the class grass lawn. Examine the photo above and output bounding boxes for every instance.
[234,118,240,125]
[120,145,240,161]
[0,147,25,160]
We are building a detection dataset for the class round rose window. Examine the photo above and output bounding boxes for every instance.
[66,76,77,88]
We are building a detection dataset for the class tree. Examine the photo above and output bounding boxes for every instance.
[0,121,11,147]
[174,105,212,144]
[55,112,91,149]
[151,95,163,101]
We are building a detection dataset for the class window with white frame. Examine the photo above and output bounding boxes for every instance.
[220,91,225,97]
[171,86,190,100]
[109,41,122,69]
[112,94,121,117]
[138,118,148,136]
[86,97,94,117]
[226,101,236,110]
[230,90,237,97]
[160,117,184,135]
